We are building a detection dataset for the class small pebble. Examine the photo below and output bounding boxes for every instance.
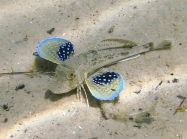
[133,125,141,129]
[108,26,114,33]
[134,89,141,94]
[47,28,55,34]
[144,112,150,117]
[26,91,31,94]
[33,52,39,56]
[15,84,25,91]
[172,78,179,83]
[24,129,28,133]
[3,104,9,111]
[129,116,133,120]
[152,96,159,101]
[23,36,28,41]
[139,108,143,111]
[4,118,8,123]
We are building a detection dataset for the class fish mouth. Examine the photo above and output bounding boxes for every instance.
[49,88,71,94]
[48,83,72,94]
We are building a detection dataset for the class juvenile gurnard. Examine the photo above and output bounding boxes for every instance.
[37,38,172,103]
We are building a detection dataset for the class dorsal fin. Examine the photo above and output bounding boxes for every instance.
[99,38,137,49]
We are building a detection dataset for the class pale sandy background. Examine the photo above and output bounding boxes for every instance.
[0,0,187,138]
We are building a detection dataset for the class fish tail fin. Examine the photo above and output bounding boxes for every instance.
[151,40,172,50]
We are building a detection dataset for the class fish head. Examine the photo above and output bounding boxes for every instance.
[49,64,80,94]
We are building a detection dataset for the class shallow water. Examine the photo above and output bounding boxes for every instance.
[0,0,187,138]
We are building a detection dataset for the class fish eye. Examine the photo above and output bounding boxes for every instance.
[67,70,75,80]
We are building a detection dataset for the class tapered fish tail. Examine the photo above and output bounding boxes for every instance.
[150,40,172,50]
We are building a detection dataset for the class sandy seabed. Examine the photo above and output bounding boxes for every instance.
[0,0,187,138]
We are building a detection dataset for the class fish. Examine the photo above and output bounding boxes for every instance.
[37,37,74,64]
[37,38,172,103]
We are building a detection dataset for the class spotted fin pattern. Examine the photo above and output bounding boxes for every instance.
[92,72,119,85]
[85,71,125,100]
[37,37,74,64]
[57,41,74,61]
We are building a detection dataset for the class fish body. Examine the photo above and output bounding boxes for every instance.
[44,38,172,100]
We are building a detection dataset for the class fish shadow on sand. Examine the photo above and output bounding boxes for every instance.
[44,86,100,108]
[33,56,64,101]
[34,57,57,73]
[45,89,75,101]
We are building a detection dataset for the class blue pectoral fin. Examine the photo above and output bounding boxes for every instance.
[85,71,125,100]
[37,37,74,64]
